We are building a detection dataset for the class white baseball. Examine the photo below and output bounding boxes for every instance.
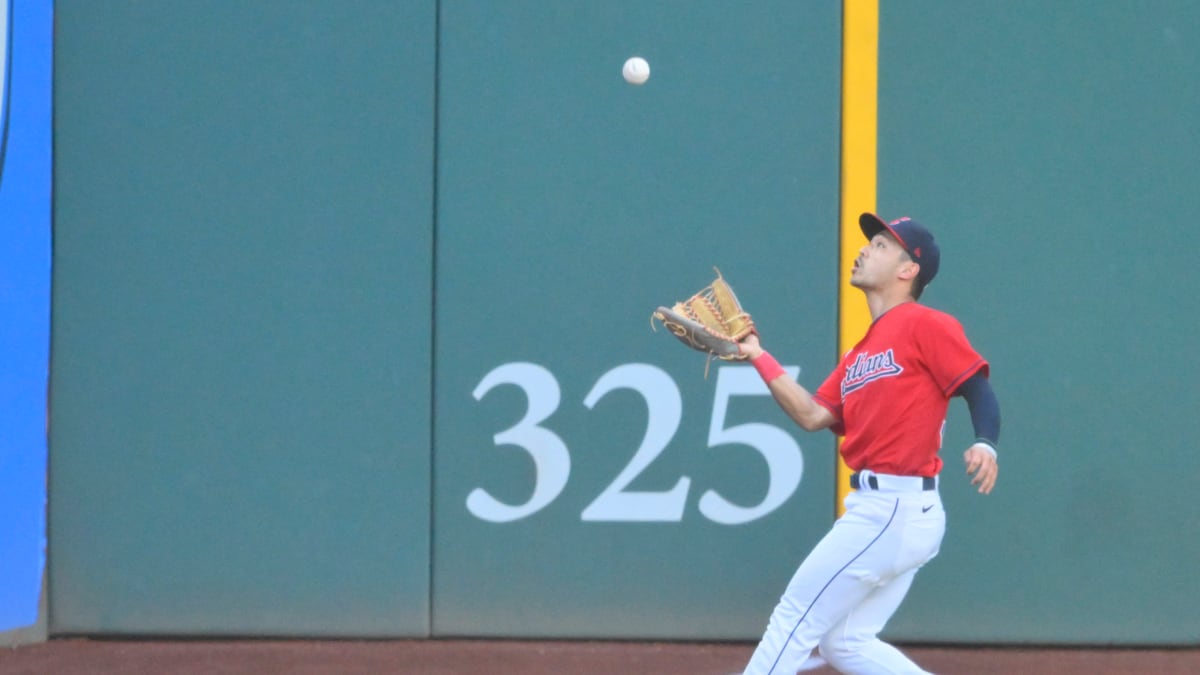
[622,56,650,85]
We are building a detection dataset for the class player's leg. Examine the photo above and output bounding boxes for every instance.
[818,568,928,674]
[740,494,901,675]
[818,497,945,674]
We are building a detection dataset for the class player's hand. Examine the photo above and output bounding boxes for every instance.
[963,443,998,494]
[738,333,764,360]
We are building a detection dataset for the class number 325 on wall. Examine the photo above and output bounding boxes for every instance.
[469,362,804,526]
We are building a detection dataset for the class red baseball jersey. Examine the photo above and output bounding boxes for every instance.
[813,302,988,477]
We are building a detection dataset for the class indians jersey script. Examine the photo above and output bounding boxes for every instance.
[814,302,987,477]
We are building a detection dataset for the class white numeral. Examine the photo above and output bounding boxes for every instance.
[467,363,570,523]
[698,366,804,525]
[580,364,688,522]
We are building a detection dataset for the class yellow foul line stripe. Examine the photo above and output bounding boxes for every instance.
[837,0,878,517]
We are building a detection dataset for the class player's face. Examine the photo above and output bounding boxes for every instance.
[850,233,911,290]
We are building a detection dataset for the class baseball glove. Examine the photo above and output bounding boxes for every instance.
[652,268,755,369]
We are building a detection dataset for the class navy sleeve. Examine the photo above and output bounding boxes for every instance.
[953,371,1001,446]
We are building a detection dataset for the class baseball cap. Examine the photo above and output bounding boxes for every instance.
[859,212,940,287]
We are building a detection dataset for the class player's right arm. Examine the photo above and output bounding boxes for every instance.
[739,334,837,432]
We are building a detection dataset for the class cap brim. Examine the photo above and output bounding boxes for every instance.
[860,212,913,252]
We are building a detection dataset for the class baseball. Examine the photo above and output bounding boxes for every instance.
[622,56,650,85]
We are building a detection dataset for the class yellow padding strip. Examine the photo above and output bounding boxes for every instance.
[837,0,878,517]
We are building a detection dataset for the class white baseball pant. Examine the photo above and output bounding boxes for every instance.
[742,475,946,674]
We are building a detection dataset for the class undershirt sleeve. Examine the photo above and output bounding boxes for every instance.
[953,371,1001,445]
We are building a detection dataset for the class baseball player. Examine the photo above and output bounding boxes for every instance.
[736,213,1001,674]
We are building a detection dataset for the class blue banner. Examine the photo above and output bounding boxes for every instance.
[0,0,52,632]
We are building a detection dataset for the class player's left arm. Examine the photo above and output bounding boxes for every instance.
[953,371,1001,494]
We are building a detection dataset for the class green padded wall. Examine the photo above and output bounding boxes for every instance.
[876,1,1200,644]
[45,0,1200,646]
[49,1,436,636]
[431,0,841,639]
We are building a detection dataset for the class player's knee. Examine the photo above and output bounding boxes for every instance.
[817,632,861,669]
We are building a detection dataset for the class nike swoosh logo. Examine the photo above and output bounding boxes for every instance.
[922,505,934,513]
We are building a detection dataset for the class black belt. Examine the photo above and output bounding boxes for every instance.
[850,472,937,491]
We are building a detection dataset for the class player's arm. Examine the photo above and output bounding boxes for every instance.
[738,334,836,432]
[954,371,1001,494]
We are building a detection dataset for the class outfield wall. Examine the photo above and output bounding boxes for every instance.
[37,1,1200,645]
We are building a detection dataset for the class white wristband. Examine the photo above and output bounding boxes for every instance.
[972,440,998,459]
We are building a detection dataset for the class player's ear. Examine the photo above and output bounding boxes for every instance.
[897,260,920,283]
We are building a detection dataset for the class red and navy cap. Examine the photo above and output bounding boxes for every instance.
[859,213,940,287]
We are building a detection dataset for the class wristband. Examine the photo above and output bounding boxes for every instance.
[751,351,786,383]
[972,439,998,459]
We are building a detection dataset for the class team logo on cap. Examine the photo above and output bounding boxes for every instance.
[842,349,904,396]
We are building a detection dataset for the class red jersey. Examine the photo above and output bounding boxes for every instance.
[813,302,987,477]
